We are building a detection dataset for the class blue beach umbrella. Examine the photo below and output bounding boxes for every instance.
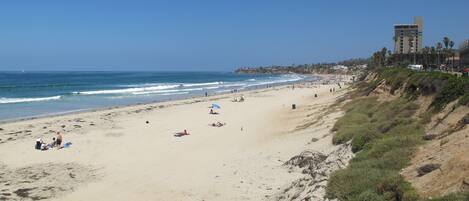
[211,103,221,109]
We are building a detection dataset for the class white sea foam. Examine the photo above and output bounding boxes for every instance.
[182,81,222,87]
[131,89,181,95]
[0,96,61,104]
[159,92,189,96]
[73,75,304,97]
[202,86,220,90]
[75,85,179,95]
[222,83,246,87]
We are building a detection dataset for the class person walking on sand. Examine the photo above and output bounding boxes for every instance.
[56,132,63,148]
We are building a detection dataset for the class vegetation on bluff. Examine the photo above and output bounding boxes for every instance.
[326,97,422,200]
[325,68,468,201]
[372,68,469,110]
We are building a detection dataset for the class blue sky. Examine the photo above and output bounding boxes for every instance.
[0,0,468,71]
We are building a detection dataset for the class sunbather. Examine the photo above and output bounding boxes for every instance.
[174,129,190,137]
[209,122,226,127]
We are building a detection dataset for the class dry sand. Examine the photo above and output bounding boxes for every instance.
[0,75,352,201]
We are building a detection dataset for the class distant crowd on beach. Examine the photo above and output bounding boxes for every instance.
[179,75,352,137]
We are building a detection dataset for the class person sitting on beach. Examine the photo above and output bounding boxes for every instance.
[56,132,63,149]
[48,137,57,148]
[41,142,49,150]
[209,109,218,115]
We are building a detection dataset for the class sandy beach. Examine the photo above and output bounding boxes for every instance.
[0,75,352,201]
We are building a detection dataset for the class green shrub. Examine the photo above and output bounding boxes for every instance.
[458,93,469,106]
[327,97,423,200]
[356,190,386,201]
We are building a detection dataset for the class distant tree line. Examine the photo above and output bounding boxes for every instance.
[235,58,369,74]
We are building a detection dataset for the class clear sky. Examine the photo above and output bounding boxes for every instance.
[1,0,468,71]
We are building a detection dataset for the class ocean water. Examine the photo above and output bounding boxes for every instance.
[0,71,314,121]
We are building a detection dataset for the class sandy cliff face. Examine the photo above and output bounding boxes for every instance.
[366,73,469,198]
[402,105,469,198]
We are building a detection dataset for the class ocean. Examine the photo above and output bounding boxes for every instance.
[0,71,315,121]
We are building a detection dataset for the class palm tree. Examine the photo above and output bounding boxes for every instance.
[443,37,450,49]
[437,42,443,67]
[449,40,455,71]
[422,46,430,67]
[430,46,437,65]
[442,37,451,66]
[381,47,388,66]
[387,50,392,65]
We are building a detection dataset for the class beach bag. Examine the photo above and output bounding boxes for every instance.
[35,141,41,150]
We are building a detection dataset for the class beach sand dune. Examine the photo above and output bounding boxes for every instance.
[0,76,351,201]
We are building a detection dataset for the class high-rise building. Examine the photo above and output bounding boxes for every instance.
[394,17,423,54]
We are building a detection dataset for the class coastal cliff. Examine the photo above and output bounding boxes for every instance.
[324,68,469,200]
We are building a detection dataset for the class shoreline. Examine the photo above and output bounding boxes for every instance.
[0,74,324,125]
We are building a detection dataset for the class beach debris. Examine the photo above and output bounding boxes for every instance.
[417,163,441,177]
[283,150,327,174]
[272,142,354,201]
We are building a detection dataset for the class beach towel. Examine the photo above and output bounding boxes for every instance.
[63,142,73,148]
